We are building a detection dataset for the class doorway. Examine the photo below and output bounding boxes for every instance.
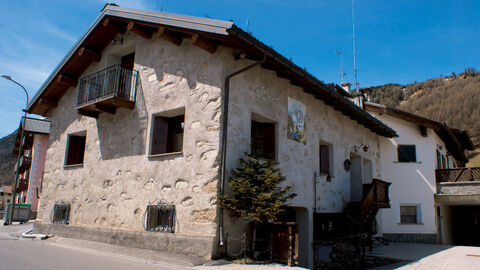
[350,153,363,202]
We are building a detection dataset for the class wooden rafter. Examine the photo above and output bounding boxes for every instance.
[78,47,101,62]
[127,22,153,39]
[38,98,58,107]
[156,27,183,46]
[191,34,217,53]
[56,75,78,88]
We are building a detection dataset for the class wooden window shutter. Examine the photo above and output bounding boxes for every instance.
[319,145,330,175]
[151,117,168,154]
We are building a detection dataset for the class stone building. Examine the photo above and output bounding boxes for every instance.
[28,5,397,268]
[11,117,50,218]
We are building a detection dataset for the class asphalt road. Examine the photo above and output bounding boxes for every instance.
[0,239,191,270]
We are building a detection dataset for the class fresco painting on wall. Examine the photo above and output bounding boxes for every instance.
[287,97,306,144]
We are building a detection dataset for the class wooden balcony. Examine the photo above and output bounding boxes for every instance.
[360,178,391,224]
[16,177,29,192]
[435,167,480,183]
[17,155,32,173]
[76,65,138,117]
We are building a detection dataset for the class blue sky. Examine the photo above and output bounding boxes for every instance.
[0,0,479,138]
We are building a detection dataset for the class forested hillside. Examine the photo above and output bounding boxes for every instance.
[363,68,480,146]
[0,131,16,185]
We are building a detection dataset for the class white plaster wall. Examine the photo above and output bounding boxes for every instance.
[372,113,455,235]
[37,31,225,236]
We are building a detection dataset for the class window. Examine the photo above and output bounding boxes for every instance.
[251,120,276,160]
[400,205,419,224]
[145,204,175,232]
[397,145,416,162]
[52,203,70,224]
[319,144,331,176]
[151,115,184,155]
[65,133,86,166]
[436,149,442,169]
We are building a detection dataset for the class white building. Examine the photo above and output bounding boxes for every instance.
[365,102,474,243]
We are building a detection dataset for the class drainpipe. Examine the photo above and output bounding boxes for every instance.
[219,55,266,248]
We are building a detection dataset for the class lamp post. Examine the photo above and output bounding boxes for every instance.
[1,75,29,226]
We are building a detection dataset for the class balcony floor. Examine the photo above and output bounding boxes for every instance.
[77,95,135,117]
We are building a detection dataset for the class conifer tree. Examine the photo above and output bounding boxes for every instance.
[219,154,296,252]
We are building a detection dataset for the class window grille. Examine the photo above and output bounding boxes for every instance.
[144,201,175,233]
[400,205,418,224]
[52,203,70,224]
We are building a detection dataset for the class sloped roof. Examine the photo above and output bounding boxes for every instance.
[12,117,50,156]
[27,4,396,138]
[1,185,12,194]
[364,102,474,163]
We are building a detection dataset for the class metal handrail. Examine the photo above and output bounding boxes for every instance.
[77,64,138,106]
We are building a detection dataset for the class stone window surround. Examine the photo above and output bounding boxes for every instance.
[63,130,87,168]
[147,107,186,157]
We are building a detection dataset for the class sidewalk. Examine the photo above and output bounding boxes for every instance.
[368,242,480,270]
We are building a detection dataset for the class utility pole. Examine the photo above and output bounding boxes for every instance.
[1,75,29,226]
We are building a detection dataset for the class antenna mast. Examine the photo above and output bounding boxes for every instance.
[336,49,345,83]
[352,0,359,93]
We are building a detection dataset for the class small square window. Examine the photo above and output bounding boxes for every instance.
[145,204,175,232]
[251,120,276,160]
[151,115,184,155]
[65,134,86,166]
[52,203,70,224]
[397,145,416,162]
[400,205,418,224]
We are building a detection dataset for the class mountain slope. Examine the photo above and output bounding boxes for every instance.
[0,131,17,185]
[364,70,480,146]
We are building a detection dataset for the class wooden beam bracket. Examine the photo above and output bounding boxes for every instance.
[78,47,101,62]
[56,75,78,88]
[191,34,217,54]
[38,98,58,107]
[127,22,153,39]
[78,109,99,118]
[156,27,183,46]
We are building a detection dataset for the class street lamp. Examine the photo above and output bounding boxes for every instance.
[1,75,29,226]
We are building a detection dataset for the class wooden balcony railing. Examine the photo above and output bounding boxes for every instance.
[16,177,28,192]
[76,65,138,117]
[18,155,32,173]
[436,167,480,183]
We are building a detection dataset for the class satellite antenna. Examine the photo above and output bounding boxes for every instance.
[335,49,346,83]
[351,0,359,93]
[246,18,249,32]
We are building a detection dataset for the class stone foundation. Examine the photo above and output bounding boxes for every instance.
[383,233,437,244]
[34,222,215,259]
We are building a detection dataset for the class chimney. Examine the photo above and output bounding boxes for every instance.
[341,82,351,93]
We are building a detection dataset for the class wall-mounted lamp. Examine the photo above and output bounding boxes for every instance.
[353,144,369,153]
[112,37,124,45]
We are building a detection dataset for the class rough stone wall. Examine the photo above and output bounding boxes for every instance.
[37,31,225,237]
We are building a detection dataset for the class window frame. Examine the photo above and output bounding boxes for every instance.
[149,109,185,157]
[319,142,333,179]
[397,144,417,163]
[399,204,422,225]
[64,132,87,167]
[250,113,277,161]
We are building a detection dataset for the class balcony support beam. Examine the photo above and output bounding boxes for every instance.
[95,104,116,114]
[78,109,99,118]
